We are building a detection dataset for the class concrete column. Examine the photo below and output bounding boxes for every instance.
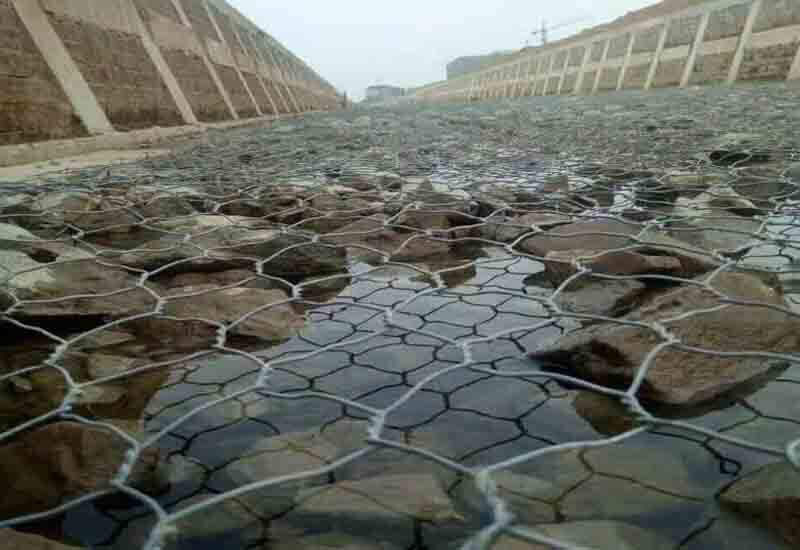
[727,0,762,84]
[616,33,635,91]
[517,58,532,97]
[237,29,280,115]
[12,0,114,134]
[543,53,555,94]
[573,43,593,95]
[509,61,522,98]
[203,0,262,116]
[173,0,238,120]
[268,48,301,113]
[169,0,191,26]
[790,41,800,80]
[681,10,710,88]
[468,77,477,101]
[592,39,612,94]
[480,74,489,100]
[130,1,197,124]
[557,51,571,95]
[259,42,292,113]
[645,20,670,90]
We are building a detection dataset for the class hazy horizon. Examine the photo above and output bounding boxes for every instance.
[229,1,659,101]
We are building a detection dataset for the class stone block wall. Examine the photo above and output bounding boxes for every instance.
[0,0,85,145]
[741,0,800,80]
[0,0,340,147]
[413,0,800,103]
[45,4,184,131]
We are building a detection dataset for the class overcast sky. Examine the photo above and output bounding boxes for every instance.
[230,0,656,101]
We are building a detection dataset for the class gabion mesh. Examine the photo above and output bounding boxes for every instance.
[1,83,800,550]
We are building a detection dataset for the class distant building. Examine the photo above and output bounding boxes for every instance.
[364,85,406,102]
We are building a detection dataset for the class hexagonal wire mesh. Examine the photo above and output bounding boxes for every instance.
[1,84,800,550]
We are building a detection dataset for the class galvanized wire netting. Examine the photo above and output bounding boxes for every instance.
[1,84,800,550]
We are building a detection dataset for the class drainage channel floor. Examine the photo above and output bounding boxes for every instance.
[1,83,800,550]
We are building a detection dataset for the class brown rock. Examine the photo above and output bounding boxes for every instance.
[518,219,639,257]
[532,271,798,405]
[0,529,79,549]
[572,391,639,436]
[542,249,682,288]
[553,278,648,318]
[518,219,718,287]
[161,286,304,342]
[394,210,451,231]
[325,217,451,261]
[116,226,347,278]
[0,421,162,519]
[720,462,800,546]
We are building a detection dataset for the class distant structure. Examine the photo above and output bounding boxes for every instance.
[364,85,406,102]
[447,51,516,80]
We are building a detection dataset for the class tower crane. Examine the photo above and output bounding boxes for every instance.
[525,17,592,47]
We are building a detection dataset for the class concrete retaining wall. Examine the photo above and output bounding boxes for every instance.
[414,0,800,103]
[1,0,341,147]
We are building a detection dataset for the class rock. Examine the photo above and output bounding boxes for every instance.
[479,216,529,242]
[665,172,725,198]
[0,529,80,549]
[669,212,761,254]
[0,223,43,254]
[706,188,761,217]
[301,195,379,233]
[116,225,347,278]
[786,163,800,183]
[75,330,137,351]
[153,286,304,343]
[731,167,800,210]
[479,212,570,243]
[0,193,31,211]
[129,193,195,220]
[635,177,681,208]
[325,217,451,262]
[32,192,138,233]
[394,209,451,231]
[166,269,277,290]
[493,521,672,549]
[266,533,400,550]
[720,462,800,546]
[7,375,33,393]
[540,174,569,194]
[75,384,126,405]
[294,474,462,524]
[517,219,639,256]
[572,391,639,436]
[579,182,616,207]
[0,421,162,519]
[541,249,682,288]
[707,133,770,166]
[3,251,157,320]
[553,278,648,317]
[31,191,98,224]
[531,271,798,405]
[518,219,719,287]
[0,249,57,296]
[86,354,139,379]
